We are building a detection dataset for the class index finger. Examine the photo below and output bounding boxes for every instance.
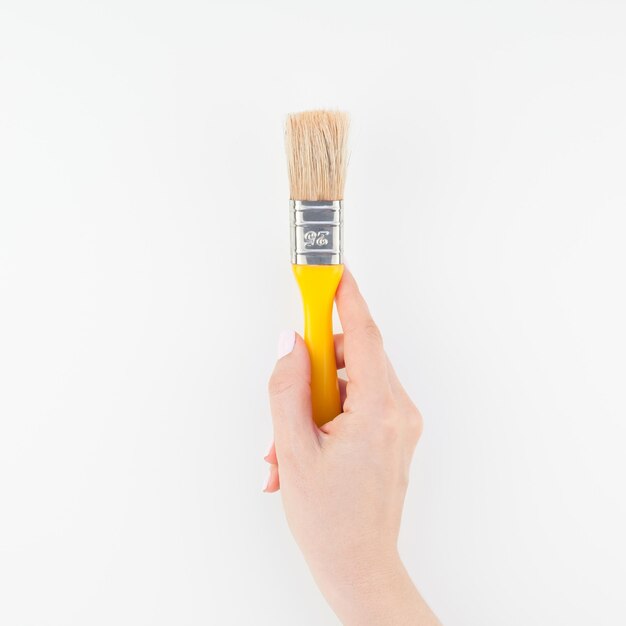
[335,268,389,396]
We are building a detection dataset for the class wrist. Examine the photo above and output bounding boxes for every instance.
[313,549,417,625]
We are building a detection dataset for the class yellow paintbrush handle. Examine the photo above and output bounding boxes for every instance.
[293,264,344,427]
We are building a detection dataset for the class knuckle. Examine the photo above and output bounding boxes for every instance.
[378,419,402,445]
[377,403,402,441]
[268,374,297,397]
[371,398,423,445]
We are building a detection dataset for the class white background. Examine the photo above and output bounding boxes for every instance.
[1,1,625,624]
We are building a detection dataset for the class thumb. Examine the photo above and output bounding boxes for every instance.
[268,330,319,464]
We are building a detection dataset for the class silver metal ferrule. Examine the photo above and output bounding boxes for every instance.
[290,200,343,265]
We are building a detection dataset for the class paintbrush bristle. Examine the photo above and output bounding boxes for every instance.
[286,110,349,201]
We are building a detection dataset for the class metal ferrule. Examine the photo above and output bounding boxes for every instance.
[290,200,343,265]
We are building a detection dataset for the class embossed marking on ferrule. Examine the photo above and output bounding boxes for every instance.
[290,200,343,265]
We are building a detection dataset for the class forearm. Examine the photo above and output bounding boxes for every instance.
[316,552,441,626]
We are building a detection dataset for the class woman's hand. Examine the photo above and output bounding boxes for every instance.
[265,269,440,626]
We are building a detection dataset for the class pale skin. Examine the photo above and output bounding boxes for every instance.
[264,269,441,626]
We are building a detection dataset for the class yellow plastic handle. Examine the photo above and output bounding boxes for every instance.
[292,264,344,427]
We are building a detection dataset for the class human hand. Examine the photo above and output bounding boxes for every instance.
[265,270,440,625]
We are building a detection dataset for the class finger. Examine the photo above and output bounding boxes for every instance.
[335,269,389,396]
[334,333,345,369]
[338,377,347,407]
[263,441,277,465]
[263,464,280,493]
[268,331,319,464]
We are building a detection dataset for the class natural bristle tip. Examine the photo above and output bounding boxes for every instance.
[285,110,349,201]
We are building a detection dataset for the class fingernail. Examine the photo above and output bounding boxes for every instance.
[276,329,296,359]
[264,440,273,461]
[262,466,272,492]
[342,257,350,271]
